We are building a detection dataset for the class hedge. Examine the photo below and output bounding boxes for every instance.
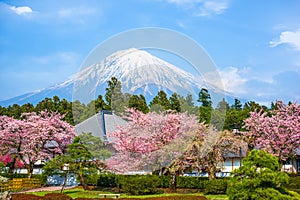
[203,179,228,195]
[176,176,208,189]
[284,176,300,194]
[84,173,229,195]
[118,175,162,195]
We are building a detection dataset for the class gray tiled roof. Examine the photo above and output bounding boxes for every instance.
[75,111,127,142]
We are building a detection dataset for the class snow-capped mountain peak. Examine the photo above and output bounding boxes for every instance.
[0,48,222,107]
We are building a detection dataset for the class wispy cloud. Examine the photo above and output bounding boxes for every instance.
[203,67,248,94]
[197,1,228,16]
[9,5,33,15]
[270,28,300,51]
[57,7,96,18]
[165,0,230,17]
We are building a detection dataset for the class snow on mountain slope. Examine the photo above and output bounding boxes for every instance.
[72,48,205,103]
[0,48,225,107]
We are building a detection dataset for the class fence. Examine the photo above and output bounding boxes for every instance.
[0,178,41,192]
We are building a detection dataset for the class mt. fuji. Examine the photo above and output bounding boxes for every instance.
[0,48,226,107]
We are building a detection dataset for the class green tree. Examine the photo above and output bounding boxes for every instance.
[198,88,212,123]
[58,98,74,125]
[178,94,199,115]
[77,132,111,160]
[21,103,35,114]
[210,98,229,130]
[43,154,72,193]
[72,100,87,124]
[223,98,248,131]
[105,77,123,110]
[243,101,267,113]
[223,109,248,131]
[128,94,149,113]
[43,136,104,192]
[227,150,299,200]
[231,98,242,110]
[149,91,170,111]
[67,137,95,190]
[169,93,181,112]
[35,97,56,112]
[7,104,22,119]
[198,88,212,107]
[95,95,107,112]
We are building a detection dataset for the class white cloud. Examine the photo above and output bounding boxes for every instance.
[165,0,229,17]
[9,5,33,15]
[203,67,247,94]
[270,28,300,51]
[58,7,96,18]
[197,1,228,16]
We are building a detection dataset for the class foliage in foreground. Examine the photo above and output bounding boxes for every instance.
[227,150,300,200]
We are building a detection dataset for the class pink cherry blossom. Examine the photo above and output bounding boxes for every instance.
[243,101,300,162]
[0,111,76,177]
[106,108,202,173]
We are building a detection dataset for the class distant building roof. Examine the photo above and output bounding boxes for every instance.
[75,110,127,142]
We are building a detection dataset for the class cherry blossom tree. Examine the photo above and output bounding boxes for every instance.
[176,127,247,180]
[107,108,201,173]
[0,111,76,177]
[243,101,300,163]
[107,108,204,191]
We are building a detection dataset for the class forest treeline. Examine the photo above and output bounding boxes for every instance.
[0,77,285,130]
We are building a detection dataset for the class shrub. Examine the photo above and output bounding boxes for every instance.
[177,176,208,190]
[284,176,300,194]
[84,174,99,186]
[227,150,298,200]
[118,175,161,195]
[203,179,228,195]
[98,173,118,188]
[157,175,170,188]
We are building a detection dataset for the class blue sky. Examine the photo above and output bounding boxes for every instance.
[0,0,300,105]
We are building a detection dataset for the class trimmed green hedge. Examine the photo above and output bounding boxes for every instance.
[118,175,162,195]
[177,176,208,189]
[84,173,298,195]
[203,179,228,195]
[85,173,225,194]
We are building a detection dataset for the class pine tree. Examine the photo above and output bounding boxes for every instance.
[169,93,181,112]
[149,91,170,111]
[128,94,149,113]
[198,88,212,123]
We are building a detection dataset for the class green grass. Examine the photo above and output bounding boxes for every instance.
[27,188,228,199]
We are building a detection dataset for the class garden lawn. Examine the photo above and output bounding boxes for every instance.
[25,188,228,199]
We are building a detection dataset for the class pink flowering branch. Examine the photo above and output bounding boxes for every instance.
[243,101,300,162]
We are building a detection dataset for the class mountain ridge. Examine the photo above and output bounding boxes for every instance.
[0,48,229,107]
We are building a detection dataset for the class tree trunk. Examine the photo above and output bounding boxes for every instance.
[169,173,176,192]
[9,158,17,174]
[78,172,89,190]
[208,163,216,180]
[61,170,69,193]
[26,164,33,178]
